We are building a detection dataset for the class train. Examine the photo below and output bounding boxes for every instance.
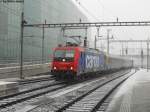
[51,45,132,79]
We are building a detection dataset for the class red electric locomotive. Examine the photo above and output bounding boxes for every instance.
[51,46,84,79]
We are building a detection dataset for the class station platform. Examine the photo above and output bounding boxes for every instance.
[0,74,51,82]
[0,63,51,79]
[0,81,18,96]
[106,69,150,112]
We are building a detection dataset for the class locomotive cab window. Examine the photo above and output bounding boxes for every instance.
[65,50,75,57]
[54,50,65,58]
[54,50,75,62]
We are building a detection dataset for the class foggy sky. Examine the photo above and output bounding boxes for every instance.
[72,0,150,54]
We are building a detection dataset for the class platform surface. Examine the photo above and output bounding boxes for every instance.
[107,69,150,112]
[0,80,18,96]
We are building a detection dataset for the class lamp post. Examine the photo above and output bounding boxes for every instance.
[94,35,103,49]
[147,38,149,72]
[20,0,26,79]
[42,24,45,64]
[84,28,88,47]
[107,29,112,55]
[20,12,24,79]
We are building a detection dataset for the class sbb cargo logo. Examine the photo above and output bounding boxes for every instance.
[86,55,99,69]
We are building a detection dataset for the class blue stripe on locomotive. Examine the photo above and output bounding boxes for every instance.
[78,51,105,74]
[79,52,85,73]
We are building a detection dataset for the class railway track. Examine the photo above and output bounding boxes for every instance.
[18,77,57,92]
[0,81,68,109]
[96,87,117,112]
[18,75,54,85]
[54,70,136,112]
[0,76,57,98]
[0,69,133,112]
[21,69,133,112]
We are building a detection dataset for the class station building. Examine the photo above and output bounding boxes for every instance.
[0,0,89,64]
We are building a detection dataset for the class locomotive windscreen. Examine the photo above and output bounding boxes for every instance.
[54,50,75,62]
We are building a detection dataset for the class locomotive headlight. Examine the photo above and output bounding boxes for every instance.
[62,59,66,62]
[54,67,57,70]
[70,66,73,70]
